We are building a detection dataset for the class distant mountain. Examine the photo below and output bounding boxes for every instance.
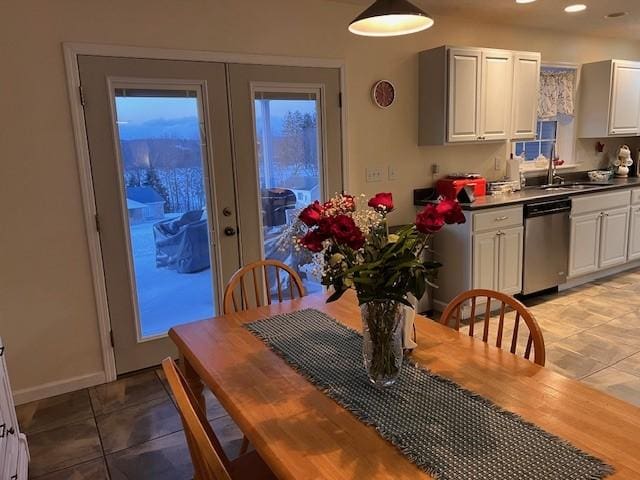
[120,138,202,170]
[118,117,200,140]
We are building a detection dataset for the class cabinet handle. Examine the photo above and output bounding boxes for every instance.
[495,216,508,221]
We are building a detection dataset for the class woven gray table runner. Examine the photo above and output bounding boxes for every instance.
[245,308,613,480]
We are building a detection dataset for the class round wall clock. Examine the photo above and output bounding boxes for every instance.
[371,80,395,109]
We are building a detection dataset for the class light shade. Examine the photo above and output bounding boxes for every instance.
[349,0,434,37]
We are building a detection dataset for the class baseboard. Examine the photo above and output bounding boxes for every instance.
[562,259,640,290]
[13,371,106,405]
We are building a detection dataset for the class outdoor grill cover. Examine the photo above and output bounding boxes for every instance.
[153,211,210,273]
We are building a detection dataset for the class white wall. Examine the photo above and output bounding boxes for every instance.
[1,0,640,400]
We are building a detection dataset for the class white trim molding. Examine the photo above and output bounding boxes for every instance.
[62,42,348,385]
[13,371,106,405]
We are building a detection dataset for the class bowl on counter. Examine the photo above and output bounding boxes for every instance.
[587,170,613,182]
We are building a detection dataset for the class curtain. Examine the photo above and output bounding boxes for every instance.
[538,70,576,119]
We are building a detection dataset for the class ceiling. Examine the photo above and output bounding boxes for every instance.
[330,0,640,41]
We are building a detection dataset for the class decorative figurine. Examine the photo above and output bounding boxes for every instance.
[613,145,633,177]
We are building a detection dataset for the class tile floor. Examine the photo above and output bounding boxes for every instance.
[17,269,640,479]
[18,368,243,479]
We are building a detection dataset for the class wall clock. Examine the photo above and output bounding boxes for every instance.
[371,80,395,109]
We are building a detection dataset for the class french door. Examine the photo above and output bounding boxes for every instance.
[78,56,342,374]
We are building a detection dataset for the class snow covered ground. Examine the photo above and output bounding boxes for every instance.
[129,216,214,338]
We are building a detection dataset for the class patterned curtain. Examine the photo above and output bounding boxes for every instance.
[538,70,576,119]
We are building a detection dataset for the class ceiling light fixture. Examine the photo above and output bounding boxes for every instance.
[564,4,587,13]
[349,0,434,37]
[515,0,537,4]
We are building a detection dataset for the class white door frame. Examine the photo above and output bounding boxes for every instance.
[63,42,348,383]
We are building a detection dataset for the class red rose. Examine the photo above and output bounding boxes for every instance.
[299,201,324,227]
[435,199,466,225]
[326,215,365,250]
[368,192,394,212]
[415,204,445,233]
[300,230,326,253]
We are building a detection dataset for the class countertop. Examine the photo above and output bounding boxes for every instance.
[414,177,640,211]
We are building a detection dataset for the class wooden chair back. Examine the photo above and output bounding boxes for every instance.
[223,259,305,314]
[162,358,232,480]
[440,289,546,366]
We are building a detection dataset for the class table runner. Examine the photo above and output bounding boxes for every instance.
[245,308,613,480]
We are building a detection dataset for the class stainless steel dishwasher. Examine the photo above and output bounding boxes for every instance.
[522,197,571,295]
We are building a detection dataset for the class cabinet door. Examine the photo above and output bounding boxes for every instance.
[569,212,601,277]
[480,50,512,140]
[511,52,540,140]
[600,206,630,268]
[628,206,640,261]
[609,61,640,136]
[473,230,498,291]
[498,226,523,295]
[448,48,481,143]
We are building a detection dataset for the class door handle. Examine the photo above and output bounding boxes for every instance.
[224,227,237,236]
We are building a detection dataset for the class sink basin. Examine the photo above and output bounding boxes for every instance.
[538,181,612,191]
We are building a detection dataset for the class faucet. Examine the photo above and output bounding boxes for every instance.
[547,143,563,185]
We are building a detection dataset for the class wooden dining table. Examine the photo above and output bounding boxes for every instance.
[169,291,640,479]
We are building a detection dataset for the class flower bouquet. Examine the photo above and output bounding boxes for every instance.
[290,192,465,387]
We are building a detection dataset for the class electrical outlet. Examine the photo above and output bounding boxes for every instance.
[388,165,397,181]
[431,163,439,175]
[366,167,383,183]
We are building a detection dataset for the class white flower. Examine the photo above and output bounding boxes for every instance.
[387,234,400,243]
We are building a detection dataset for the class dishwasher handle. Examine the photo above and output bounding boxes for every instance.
[524,198,571,218]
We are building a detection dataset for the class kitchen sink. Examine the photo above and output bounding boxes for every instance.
[538,181,612,191]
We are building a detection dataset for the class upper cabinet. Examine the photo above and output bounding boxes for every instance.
[578,60,640,138]
[418,46,540,145]
[511,53,541,139]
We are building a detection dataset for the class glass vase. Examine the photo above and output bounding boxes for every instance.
[360,300,404,387]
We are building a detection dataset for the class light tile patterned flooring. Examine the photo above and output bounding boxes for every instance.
[17,269,640,479]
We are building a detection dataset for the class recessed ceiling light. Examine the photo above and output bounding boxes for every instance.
[565,4,587,13]
[605,11,629,18]
[516,0,537,4]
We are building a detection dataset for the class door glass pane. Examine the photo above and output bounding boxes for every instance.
[114,88,215,339]
[254,91,323,296]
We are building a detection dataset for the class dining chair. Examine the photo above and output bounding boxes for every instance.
[439,289,546,366]
[161,358,276,480]
[222,259,305,454]
[223,259,305,314]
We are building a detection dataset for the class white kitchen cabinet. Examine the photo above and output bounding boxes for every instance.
[600,207,630,268]
[448,47,481,142]
[628,205,640,261]
[432,205,524,314]
[0,339,28,479]
[472,226,523,295]
[498,227,524,295]
[472,230,499,291]
[578,59,640,138]
[511,52,541,139]
[419,46,539,145]
[569,190,631,278]
[569,212,602,277]
[480,50,513,141]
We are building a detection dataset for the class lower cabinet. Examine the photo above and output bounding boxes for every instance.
[569,202,630,278]
[569,212,601,277]
[600,207,630,268]
[0,338,29,480]
[473,226,523,295]
[628,205,640,261]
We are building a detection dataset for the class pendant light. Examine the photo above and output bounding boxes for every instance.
[349,0,434,37]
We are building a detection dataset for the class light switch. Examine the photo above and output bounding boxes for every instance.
[388,165,397,181]
[366,167,383,183]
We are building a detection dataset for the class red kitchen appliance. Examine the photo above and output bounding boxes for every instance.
[436,174,487,200]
